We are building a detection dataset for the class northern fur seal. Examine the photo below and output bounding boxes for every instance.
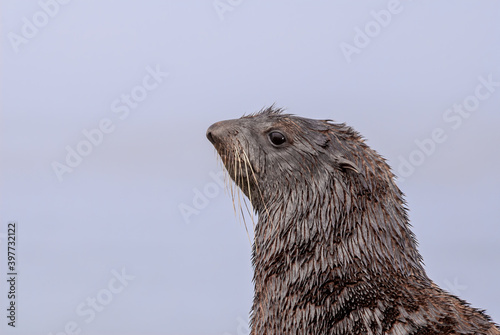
[206,106,499,335]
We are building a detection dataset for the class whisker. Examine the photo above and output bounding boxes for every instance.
[214,141,254,245]
[241,150,269,219]
[241,151,257,233]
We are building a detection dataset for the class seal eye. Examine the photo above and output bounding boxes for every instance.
[268,131,286,146]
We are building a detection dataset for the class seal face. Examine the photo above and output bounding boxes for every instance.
[206,107,499,335]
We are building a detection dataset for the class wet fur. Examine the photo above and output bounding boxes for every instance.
[206,107,499,335]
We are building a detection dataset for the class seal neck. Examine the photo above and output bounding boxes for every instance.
[254,175,427,278]
[250,176,432,333]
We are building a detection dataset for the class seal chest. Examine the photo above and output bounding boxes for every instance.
[207,106,499,335]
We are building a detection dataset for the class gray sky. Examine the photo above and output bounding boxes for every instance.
[1,1,499,334]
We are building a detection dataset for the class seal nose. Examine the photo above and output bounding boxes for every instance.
[206,122,221,145]
[206,128,215,144]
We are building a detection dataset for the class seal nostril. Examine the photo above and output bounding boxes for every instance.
[206,130,215,144]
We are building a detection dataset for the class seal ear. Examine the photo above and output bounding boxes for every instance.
[336,157,359,174]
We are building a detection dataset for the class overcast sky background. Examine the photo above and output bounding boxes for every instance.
[1,1,499,334]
